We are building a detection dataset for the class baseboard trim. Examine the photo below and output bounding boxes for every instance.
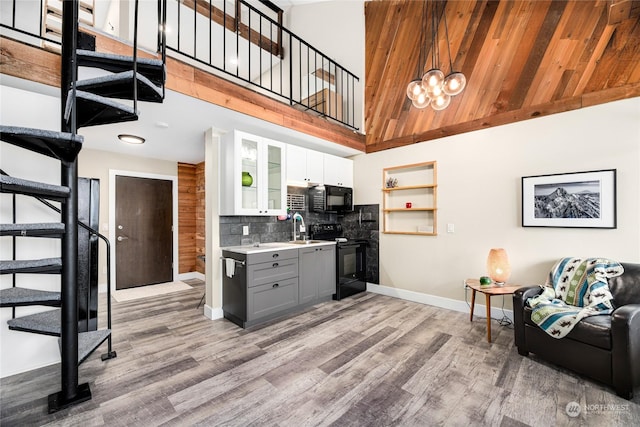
[366,283,513,322]
[204,305,223,320]
[179,272,206,281]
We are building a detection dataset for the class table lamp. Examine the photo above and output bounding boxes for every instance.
[487,248,511,285]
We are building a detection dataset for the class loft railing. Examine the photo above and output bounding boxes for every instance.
[0,0,360,130]
[160,0,359,129]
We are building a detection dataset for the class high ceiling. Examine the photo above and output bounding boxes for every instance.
[365,0,640,152]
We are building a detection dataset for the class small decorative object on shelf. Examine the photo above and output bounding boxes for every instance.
[386,177,398,188]
[406,202,412,208]
[241,171,253,187]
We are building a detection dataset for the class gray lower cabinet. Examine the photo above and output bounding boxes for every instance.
[222,244,336,328]
[299,245,336,304]
[248,278,298,320]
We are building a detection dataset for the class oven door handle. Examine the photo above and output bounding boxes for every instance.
[339,243,362,249]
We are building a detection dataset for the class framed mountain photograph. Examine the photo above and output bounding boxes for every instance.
[522,169,616,228]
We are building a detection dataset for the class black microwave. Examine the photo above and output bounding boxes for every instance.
[308,185,353,214]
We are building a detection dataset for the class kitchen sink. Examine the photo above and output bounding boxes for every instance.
[288,240,324,245]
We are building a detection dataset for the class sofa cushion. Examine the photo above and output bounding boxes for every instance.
[524,305,612,350]
[610,263,640,307]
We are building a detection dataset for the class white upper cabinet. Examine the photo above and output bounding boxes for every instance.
[286,145,323,186]
[220,131,286,216]
[323,153,353,187]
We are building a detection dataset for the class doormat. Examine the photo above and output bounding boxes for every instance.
[113,281,192,302]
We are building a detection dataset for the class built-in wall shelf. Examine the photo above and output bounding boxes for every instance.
[382,161,437,236]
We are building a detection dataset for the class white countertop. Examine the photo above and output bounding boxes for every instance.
[221,240,336,255]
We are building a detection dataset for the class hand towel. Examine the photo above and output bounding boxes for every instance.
[225,258,235,278]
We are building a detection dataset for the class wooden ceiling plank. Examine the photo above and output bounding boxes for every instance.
[476,1,537,117]
[492,1,547,113]
[573,23,617,93]
[507,0,567,110]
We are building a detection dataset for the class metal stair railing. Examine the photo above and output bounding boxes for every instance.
[0,173,116,360]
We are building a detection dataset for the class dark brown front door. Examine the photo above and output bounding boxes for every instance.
[115,175,173,289]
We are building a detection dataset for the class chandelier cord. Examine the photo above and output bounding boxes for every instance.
[442,0,454,73]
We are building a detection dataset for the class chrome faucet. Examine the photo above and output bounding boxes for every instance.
[292,212,305,241]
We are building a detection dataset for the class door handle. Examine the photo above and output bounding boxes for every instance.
[117,236,129,242]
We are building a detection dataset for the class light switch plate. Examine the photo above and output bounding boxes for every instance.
[447,223,455,233]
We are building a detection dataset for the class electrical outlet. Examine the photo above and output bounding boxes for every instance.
[242,225,249,236]
[299,224,306,233]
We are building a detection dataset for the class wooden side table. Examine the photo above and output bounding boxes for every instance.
[465,279,522,342]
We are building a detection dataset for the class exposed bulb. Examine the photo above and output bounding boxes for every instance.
[406,79,423,101]
[431,93,451,110]
[422,69,444,90]
[412,91,430,109]
[425,83,444,99]
[443,72,466,96]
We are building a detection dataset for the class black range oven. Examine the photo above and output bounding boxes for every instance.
[309,224,367,300]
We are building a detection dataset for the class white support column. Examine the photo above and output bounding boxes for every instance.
[204,128,226,320]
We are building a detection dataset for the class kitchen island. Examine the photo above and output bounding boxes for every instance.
[221,241,336,328]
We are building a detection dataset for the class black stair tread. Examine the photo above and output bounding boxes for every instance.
[0,258,62,275]
[0,287,61,308]
[8,309,61,336]
[0,126,83,163]
[0,175,70,202]
[76,70,163,103]
[66,90,138,129]
[76,329,111,365]
[0,223,65,237]
[77,49,165,87]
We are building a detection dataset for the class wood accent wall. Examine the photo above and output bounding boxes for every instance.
[177,162,205,275]
[195,162,205,275]
[178,163,197,274]
[365,0,640,152]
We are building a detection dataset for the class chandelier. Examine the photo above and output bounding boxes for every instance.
[406,0,466,110]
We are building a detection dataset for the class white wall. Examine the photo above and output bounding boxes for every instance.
[285,1,365,131]
[0,86,63,378]
[353,98,640,305]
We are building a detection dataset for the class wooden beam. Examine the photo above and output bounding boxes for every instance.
[608,0,632,24]
[365,82,640,154]
[0,35,364,153]
[181,0,281,57]
[0,37,61,87]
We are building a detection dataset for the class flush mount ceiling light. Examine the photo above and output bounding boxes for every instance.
[406,0,467,110]
[118,134,145,144]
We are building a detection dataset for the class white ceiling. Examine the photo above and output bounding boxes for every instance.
[2,74,362,165]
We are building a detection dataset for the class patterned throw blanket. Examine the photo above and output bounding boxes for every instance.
[527,257,624,338]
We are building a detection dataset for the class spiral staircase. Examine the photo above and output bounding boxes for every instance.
[0,0,166,413]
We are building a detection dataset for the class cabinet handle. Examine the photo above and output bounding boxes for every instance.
[272,253,279,258]
[272,262,279,267]
[272,283,279,288]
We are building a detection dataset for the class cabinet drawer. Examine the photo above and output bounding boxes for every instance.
[247,258,298,287]
[247,278,298,321]
[247,248,298,265]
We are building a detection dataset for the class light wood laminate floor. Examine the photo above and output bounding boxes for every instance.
[1,280,638,426]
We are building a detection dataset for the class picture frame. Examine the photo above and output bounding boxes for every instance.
[521,169,616,229]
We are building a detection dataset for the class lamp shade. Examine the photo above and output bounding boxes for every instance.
[412,91,430,109]
[443,72,466,96]
[406,79,423,100]
[487,248,511,284]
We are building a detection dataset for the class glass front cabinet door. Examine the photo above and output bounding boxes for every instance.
[220,130,286,216]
